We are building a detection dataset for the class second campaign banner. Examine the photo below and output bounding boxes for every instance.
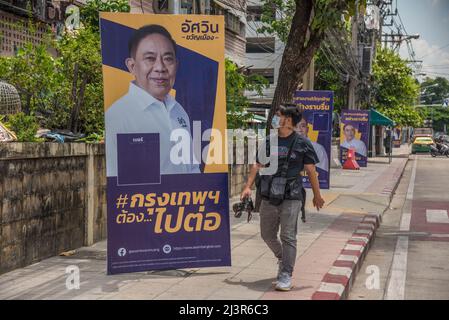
[340,110,370,167]
[294,91,333,189]
[100,13,231,274]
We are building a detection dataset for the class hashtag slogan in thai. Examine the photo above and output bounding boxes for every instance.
[114,191,222,234]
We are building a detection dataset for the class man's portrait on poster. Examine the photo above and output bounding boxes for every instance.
[105,24,200,177]
[341,123,367,157]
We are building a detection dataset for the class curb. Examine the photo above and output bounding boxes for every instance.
[311,212,382,300]
[310,156,408,300]
[380,158,409,201]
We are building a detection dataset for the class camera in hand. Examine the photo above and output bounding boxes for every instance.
[232,197,255,222]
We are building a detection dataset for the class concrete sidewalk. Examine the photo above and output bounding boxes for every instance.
[0,146,410,300]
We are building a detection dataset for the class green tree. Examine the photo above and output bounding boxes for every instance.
[5,112,41,142]
[372,47,422,127]
[257,0,364,126]
[420,77,449,105]
[0,42,63,116]
[55,27,104,133]
[0,0,130,137]
[225,59,268,129]
[314,49,347,113]
[418,106,449,134]
[80,0,130,31]
[57,0,130,134]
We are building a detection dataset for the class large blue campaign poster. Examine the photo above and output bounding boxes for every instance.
[340,110,370,167]
[100,13,230,274]
[294,91,333,189]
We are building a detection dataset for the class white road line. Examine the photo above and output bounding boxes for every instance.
[426,209,449,224]
[429,233,449,238]
[385,236,409,300]
[385,156,417,300]
[400,213,411,231]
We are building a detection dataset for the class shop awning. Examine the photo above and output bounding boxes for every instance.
[252,115,266,123]
[370,108,395,127]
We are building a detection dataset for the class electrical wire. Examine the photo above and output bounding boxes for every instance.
[419,43,449,59]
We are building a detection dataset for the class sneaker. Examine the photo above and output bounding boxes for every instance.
[275,272,292,291]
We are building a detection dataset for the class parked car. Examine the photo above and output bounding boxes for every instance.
[411,136,435,154]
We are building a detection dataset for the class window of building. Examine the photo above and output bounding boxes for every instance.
[225,11,241,35]
[247,5,263,21]
[245,37,275,53]
[180,0,194,14]
[247,68,275,84]
[247,5,275,21]
[210,1,244,36]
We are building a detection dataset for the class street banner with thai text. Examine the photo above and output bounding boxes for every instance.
[340,109,370,167]
[100,13,230,274]
[294,90,333,189]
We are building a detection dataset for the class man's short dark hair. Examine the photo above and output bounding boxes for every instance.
[128,24,177,58]
[278,104,302,126]
[343,123,355,131]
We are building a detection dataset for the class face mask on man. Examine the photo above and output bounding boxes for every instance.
[271,115,281,129]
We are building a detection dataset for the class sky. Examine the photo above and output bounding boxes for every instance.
[395,0,449,81]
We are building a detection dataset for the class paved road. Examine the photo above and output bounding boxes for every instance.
[349,154,449,300]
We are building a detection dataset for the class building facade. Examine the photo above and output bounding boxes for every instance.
[1,1,246,66]
[150,0,246,65]
[0,0,72,56]
[244,0,281,107]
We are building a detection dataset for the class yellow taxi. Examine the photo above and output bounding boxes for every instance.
[411,136,434,154]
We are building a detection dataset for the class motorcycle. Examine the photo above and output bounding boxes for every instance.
[430,142,449,158]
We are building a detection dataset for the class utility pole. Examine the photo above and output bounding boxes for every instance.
[348,0,360,110]
[381,33,420,52]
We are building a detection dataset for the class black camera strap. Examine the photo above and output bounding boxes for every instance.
[280,132,299,178]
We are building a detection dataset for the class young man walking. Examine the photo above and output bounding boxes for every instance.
[241,105,325,291]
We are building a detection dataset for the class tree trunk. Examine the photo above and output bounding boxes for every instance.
[70,75,87,134]
[70,63,79,133]
[267,0,358,129]
[25,94,31,115]
[267,0,325,130]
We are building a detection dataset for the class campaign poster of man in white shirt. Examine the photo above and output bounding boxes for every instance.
[296,118,329,172]
[341,123,367,157]
[105,25,200,179]
[101,14,231,275]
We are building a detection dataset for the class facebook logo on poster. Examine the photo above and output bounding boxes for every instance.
[117,133,160,185]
